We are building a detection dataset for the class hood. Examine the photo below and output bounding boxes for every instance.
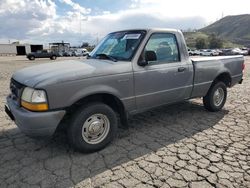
[12,59,131,88]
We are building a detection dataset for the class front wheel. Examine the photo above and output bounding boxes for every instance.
[50,55,57,60]
[203,81,227,112]
[67,103,118,152]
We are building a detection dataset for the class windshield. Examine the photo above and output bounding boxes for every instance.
[89,30,146,61]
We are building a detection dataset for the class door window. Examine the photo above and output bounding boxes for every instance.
[143,33,180,64]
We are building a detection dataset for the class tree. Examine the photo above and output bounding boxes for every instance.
[208,34,223,49]
[81,42,89,48]
[195,37,207,49]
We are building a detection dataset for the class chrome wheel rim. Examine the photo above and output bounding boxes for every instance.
[213,88,224,107]
[82,114,110,144]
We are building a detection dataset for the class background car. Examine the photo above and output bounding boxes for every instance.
[215,49,223,55]
[199,49,219,56]
[73,48,89,56]
[188,48,200,56]
[240,48,249,56]
[221,49,233,55]
[63,50,74,56]
[229,48,248,56]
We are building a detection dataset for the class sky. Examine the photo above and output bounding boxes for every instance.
[0,0,249,46]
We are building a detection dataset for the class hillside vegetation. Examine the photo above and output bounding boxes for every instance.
[184,14,250,48]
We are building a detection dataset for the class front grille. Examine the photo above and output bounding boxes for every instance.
[10,78,24,102]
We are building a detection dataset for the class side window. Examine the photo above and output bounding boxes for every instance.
[144,33,180,64]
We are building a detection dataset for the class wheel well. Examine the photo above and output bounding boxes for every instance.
[214,72,231,87]
[67,93,128,127]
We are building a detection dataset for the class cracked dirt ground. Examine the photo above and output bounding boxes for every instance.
[0,56,249,188]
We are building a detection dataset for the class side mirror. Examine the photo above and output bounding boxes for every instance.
[138,50,157,66]
[145,50,157,61]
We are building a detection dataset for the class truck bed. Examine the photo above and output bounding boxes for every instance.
[190,55,244,98]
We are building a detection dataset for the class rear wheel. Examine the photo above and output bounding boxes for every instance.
[203,81,227,112]
[67,103,118,152]
[29,56,35,60]
[50,55,57,60]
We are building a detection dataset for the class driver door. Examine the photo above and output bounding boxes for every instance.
[134,32,193,110]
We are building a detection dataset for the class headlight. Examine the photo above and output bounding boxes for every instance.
[21,87,48,111]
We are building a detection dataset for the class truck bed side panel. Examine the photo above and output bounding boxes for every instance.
[191,56,244,98]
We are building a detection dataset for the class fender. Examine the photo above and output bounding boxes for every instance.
[69,84,123,107]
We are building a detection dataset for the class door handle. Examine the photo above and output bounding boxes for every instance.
[178,67,186,72]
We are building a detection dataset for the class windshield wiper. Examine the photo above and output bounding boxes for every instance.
[95,53,117,62]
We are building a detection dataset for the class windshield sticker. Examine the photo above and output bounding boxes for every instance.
[122,34,141,40]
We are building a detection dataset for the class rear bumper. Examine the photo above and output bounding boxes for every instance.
[6,96,66,137]
[231,74,243,87]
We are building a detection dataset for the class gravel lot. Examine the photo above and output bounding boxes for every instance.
[0,56,249,188]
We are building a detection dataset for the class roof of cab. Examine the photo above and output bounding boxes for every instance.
[109,28,180,34]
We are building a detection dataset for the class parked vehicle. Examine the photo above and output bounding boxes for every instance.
[6,28,244,152]
[221,49,233,56]
[63,50,74,57]
[26,50,58,60]
[215,49,223,56]
[199,49,219,56]
[73,48,89,56]
[232,48,242,55]
[239,48,248,56]
[226,48,249,56]
[188,48,199,56]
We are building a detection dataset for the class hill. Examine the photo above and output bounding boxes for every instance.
[200,14,250,47]
[183,31,239,49]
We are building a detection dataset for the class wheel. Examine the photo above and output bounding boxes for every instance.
[50,55,57,60]
[203,81,227,112]
[67,103,118,152]
[29,56,35,60]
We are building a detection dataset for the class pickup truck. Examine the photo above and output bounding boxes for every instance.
[26,50,57,60]
[5,28,244,152]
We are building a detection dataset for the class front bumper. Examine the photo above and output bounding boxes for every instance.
[6,96,66,137]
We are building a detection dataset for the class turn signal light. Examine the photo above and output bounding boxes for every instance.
[21,100,48,111]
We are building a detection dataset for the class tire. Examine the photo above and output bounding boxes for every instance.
[203,81,227,112]
[50,55,57,60]
[67,103,118,152]
[29,56,35,60]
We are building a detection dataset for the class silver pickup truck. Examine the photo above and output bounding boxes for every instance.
[5,28,244,152]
